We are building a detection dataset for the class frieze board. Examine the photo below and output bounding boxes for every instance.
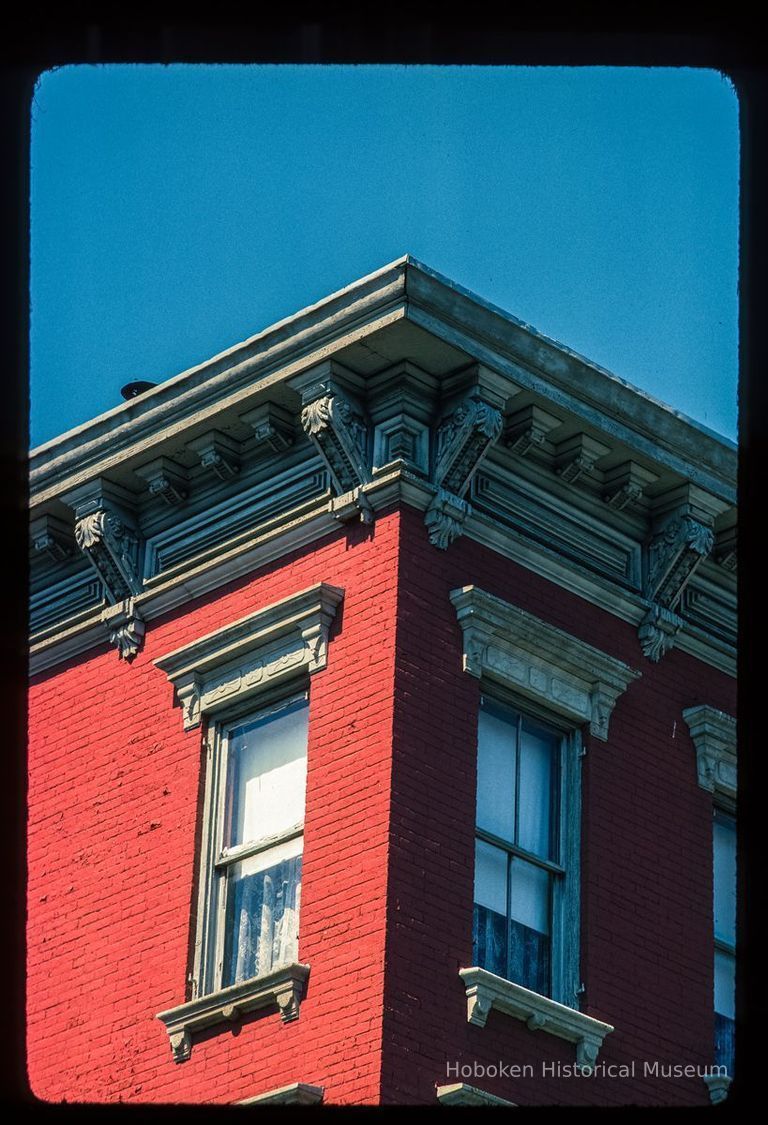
[30,567,105,635]
[472,464,641,588]
[31,464,735,679]
[143,460,328,579]
[451,585,640,741]
[155,582,344,730]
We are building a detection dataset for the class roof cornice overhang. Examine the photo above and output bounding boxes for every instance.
[30,255,736,510]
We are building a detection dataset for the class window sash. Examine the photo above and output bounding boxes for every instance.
[198,691,309,997]
[474,697,575,1003]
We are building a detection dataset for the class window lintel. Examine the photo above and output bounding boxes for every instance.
[155,582,344,729]
[451,585,640,741]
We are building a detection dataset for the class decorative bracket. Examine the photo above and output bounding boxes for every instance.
[424,489,472,550]
[503,403,561,456]
[637,604,683,664]
[432,393,503,498]
[645,513,714,608]
[300,394,370,493]
[240,402,295,454]
[73,509,142,604]
[554,433,610,484]
[30,513,73,562]
[134,456,188,507]
[602,461,658,511]
[102,598,145,661]
[639,491,718,662]
[187,431,240,481]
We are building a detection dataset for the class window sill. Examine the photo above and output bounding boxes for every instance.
[437,1083,517,1106]
[703,1074,732,1104]
[157,962,310,1062]
[459,967,613,1071]
[238,1083,324,1105]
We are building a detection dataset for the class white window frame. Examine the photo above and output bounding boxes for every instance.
[451,585,637,1070]
[154,583,344,1062]
[474,690,582,1009]
[197,688,309,998]
[682,703,737,1098]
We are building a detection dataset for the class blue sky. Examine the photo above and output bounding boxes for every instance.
[30,65,739,448]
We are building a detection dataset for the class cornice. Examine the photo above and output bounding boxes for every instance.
[31,257,735,509]
[29,260,736,678]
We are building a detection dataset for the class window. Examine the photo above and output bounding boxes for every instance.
[154,583,343,1061]
[473,696,572,1002]
[205,694,309,994]
[713,809,735,1075]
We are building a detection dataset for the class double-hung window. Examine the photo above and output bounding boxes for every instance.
[713,809,736,1075]
[154,583,344,1061]
[473,695,571,1002]
[205,694,309,994]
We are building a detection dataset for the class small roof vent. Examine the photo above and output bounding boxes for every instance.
[120,380,158,401]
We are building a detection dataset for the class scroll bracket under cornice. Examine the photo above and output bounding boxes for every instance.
[638,496,717,662]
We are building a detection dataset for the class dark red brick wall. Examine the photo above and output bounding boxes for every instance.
[27,503,735,1105]
[380,504,735,1107]
[27,512,401,1105]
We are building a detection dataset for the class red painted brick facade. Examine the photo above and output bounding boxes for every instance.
[27,503,735,1105]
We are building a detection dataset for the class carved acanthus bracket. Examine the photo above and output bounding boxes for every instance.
[102,598,145,660]
[300,394,370,495]
[637,488,723,662]
[424,489,472,550]
[134,457,188,507]
[188,431,240,481]
[503,403,562,456]
[554,433,610,485]
[30,514,73,562]
[73,508,142,604]
[637,604,682,663]
[240,402,295,454]
[602,461,658,511]
[646,513,715,609]
[433,394,503,497]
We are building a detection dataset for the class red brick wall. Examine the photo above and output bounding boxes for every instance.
[380,504,735,1107]
[27,503,735,1105]
[27,512,401,1105]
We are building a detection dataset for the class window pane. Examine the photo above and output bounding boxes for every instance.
[508,857,551,996]
[225,698,308,848]
[714,947,735,1021]
[473,840,507,977]
[222,836,302,987]
[714,1013,735,1075]
[475,839,507,915]
[518,718,558,859]
[477,702,516,842]
[713,815,736,946]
